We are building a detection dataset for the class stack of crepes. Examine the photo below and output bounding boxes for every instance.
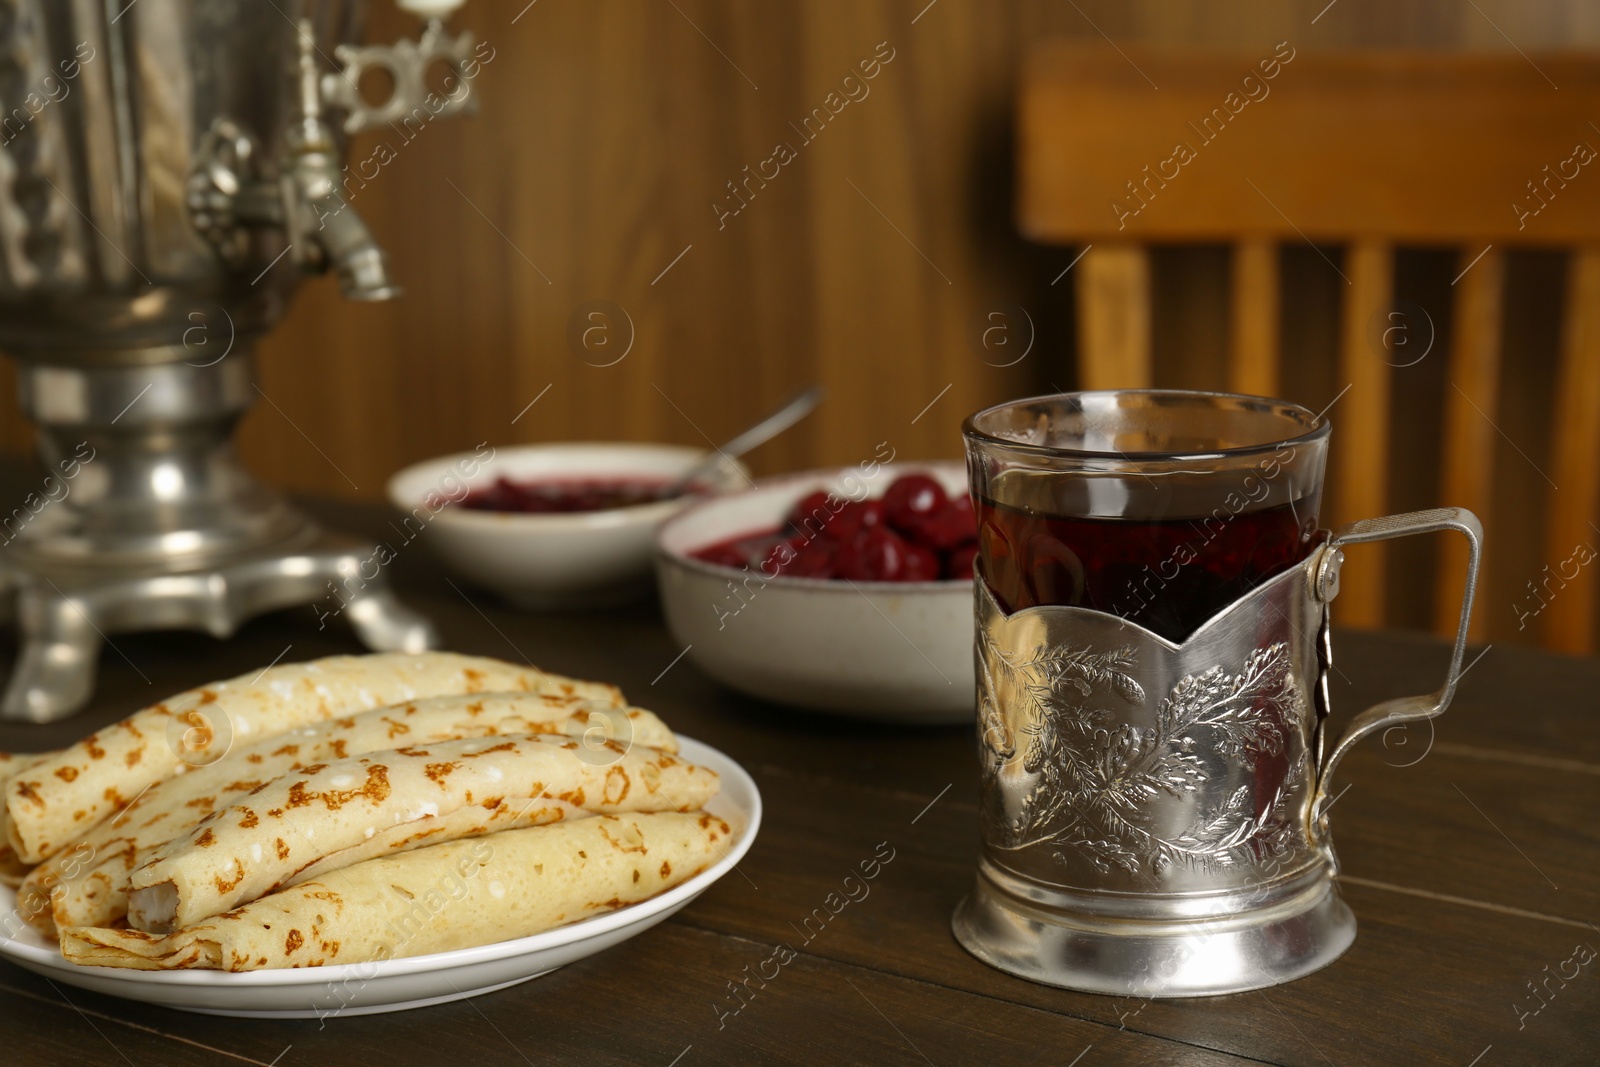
[0,651,730,971]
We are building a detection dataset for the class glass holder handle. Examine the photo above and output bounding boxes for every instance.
[1308,507,1484,831]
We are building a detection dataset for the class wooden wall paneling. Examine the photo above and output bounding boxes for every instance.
[1434,246,1503,642]
[547,0,707,457]
[245,274,405,498]
[797,0,1028,466]
[1332,239,1393,629]
[246,1,831,489]
[700,4,822,476]
[643,1,851,472]
[493,0,695,457]
[811,0,1028,461]
[1543,248,1600,654]
[246,0,1043,494]
[500,0,667,451]
[1228,238,1279,396]
[803,3,954,466]
[907,0,1040,452]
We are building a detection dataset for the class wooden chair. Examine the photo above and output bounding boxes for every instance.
[1017,44,1600,654]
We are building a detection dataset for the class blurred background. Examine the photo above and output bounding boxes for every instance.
[1,0,1593,651]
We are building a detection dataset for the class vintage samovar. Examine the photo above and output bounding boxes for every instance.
[0,0,479,720]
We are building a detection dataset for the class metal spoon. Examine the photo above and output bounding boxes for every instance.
[665,385,824,497]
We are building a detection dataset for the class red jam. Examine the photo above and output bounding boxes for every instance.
[461,477,675,514]
[690,473,978,582]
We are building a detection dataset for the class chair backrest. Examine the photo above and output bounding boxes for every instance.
[1017,43,1600,654]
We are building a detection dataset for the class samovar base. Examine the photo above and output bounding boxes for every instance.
[0,526,439,724]
[952,861,1356,998]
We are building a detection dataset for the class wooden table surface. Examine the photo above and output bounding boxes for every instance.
[1,495,1596,1066]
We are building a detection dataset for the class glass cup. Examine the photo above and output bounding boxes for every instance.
[966,391,1329,641]
[954,390,1482,997]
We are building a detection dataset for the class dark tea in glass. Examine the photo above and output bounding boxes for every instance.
[964,392,1329,642]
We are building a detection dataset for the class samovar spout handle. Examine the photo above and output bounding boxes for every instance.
[188,6,483,300]
[310,194,402,302]
[1308,507,1485,832]
[270,20,403,301]
[320,1,482,137]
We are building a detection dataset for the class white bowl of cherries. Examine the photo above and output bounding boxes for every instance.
[654,462,977,722]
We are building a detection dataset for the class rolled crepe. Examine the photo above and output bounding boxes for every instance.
[3,858,33,890]
[4,651,619,864]
[127,734,719,933]
[62,810,733,970]
[0,752,44,779]
[0,848,28,886]
[0,752,47,886]
[26,695,674,935]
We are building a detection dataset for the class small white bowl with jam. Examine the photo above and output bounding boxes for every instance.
[387,443,747,609]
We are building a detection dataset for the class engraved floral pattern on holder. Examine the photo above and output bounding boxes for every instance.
[978,627,1309,880]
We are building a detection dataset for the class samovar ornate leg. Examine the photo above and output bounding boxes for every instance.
[341,585,439,656]
[0,538,440,724]
[4,583,104,724]
[295,541,440,654]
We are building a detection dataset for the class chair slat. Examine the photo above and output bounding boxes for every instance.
[1543,247,1600,654]
[1435,247,1504,643]
[1333,240,1394,629]
[1075,245,1151,389]
[1228,239,1279,397]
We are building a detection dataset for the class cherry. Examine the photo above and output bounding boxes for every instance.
[692,480,979,583]
[838,526,916,581]
[786,491,840,538]
[830,499,885,541]
[883,474,947,535]
[912,496,977,551]
[776,536,837,578]
[902,541,942,582]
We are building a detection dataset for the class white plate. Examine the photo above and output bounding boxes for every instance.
[0,737,760,1019]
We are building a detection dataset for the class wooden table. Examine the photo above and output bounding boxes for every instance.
[1,495,1596,1066]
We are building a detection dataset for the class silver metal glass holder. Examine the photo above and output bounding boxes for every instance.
[953,508,1482,997]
